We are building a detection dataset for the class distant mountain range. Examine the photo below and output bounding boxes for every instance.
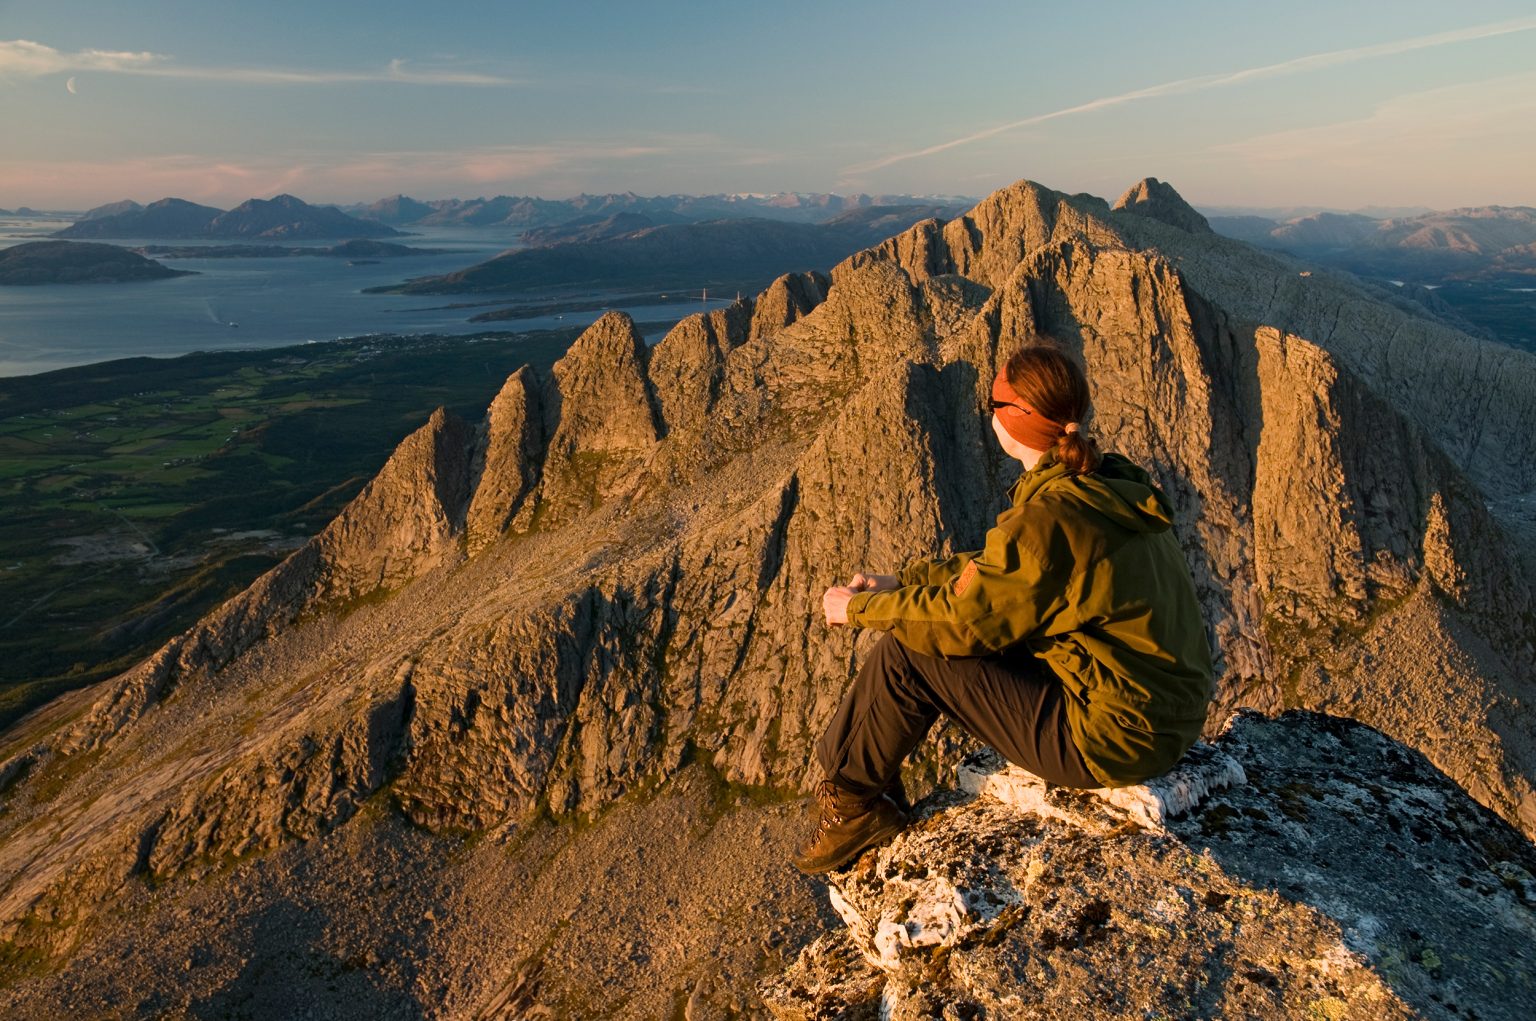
[344,190,975,229]
[1207,205,1536,283]
[132,239,453,260]
[372,204,968,295]
[55,194,403,241]
[0,240,192,285]
[1200,203,1434,221]
[519,211,659,247]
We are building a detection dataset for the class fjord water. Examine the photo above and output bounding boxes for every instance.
[0,218,716,377]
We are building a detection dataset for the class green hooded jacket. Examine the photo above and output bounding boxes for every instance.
[844,448,1214,787]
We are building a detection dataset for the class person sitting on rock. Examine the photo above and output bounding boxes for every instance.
[794,343,1215,874]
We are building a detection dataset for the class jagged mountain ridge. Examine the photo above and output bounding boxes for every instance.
[1,177,1534,1008]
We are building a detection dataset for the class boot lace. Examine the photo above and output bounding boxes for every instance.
[815,780,847,830]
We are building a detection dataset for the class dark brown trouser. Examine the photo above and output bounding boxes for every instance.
[816,632,1099,796]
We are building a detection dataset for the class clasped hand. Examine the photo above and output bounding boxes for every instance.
[822,572,898,627]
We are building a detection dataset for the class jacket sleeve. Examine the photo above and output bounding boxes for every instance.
[897,551,979,587]
[847,521,1067,658]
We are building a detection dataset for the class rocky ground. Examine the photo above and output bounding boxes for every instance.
[764,711,1536,1020]
[13,711,1533,1019]
[0,763,834,1019]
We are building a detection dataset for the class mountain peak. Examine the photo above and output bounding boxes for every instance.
[226,193,308,213]
[206,194,401,239]
[557,310,649,373]
[524,312,665,524]
[1112,177,1212,234]
[80,199,143,221]
[547,312,660,454]
[465,367,544,552]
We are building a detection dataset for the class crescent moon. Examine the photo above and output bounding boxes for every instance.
[66,77,78,95]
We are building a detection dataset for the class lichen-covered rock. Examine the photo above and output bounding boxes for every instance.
[957,741,1247,831]
[758,930,884,1021]
[767,711,1536,1020]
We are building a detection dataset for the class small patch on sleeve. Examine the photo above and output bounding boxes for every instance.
[953,560,979,597]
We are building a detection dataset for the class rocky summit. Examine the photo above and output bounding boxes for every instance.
[1,176,1534,1017]
[762,711,1536,1020]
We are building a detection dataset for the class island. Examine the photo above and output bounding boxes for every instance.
[132,239,457,260]
[369,205,963,295]
[0,241,194,285]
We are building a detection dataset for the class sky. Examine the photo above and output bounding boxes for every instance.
[1,0,1533,212]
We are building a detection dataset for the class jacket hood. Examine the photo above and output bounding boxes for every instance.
[1010,449,1174,533]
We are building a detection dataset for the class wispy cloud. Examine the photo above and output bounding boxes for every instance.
[1145,68,1536,208]
[0,39,525,87]
[1206,69,1536,166]
[649,83,718,96]
[843,15,1536,176]
[0,39,161,76]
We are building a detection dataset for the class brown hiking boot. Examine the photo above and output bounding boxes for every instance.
[791,781,908,875]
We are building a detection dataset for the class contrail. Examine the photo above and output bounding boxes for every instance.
[844,15,1536,176]
[127,59,526,87]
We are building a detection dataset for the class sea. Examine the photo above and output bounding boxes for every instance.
[0,216,732,378]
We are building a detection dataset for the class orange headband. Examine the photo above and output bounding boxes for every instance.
[991,370,1068,450]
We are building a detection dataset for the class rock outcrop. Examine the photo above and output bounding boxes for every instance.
[465,367,545,552]
[764,712,1536,1019]
[311,407,475,600]
[531,311,664,526]
[2,176,1534,1011]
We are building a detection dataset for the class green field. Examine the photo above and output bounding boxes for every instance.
[1429,283,1536,353]
[0,328,601,729]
